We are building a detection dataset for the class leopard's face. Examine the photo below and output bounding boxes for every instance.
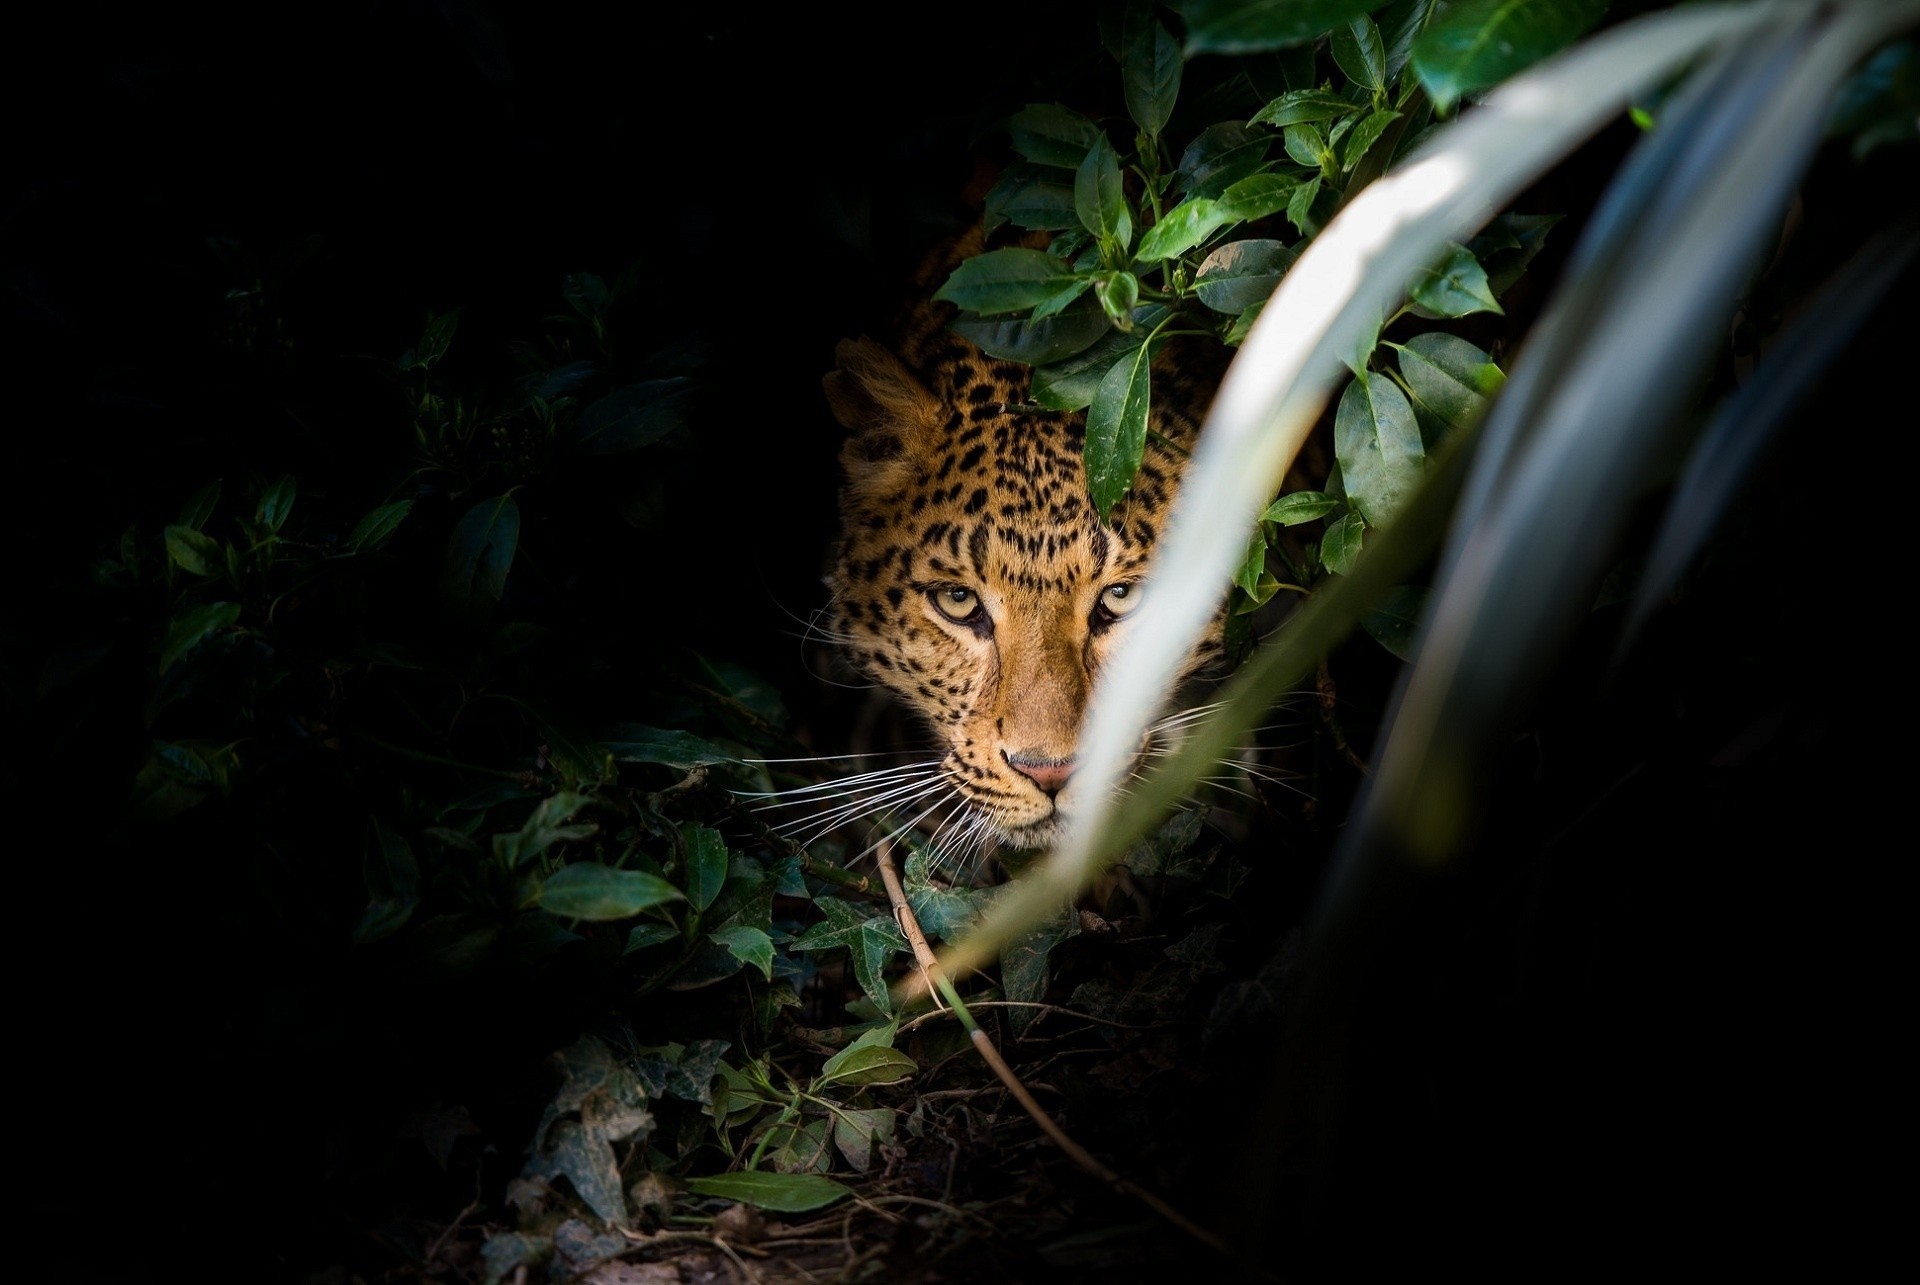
[822,333,1226,853]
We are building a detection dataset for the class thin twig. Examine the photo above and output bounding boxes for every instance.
[873,840,1237,1261]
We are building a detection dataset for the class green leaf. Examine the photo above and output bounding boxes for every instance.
[1085,343,1153,515]
[1391,332,1506,436]
[1029,277,1095,322]
[254,475,296,532]
[1251,88,1357,128]
[789,898,909,1015]
[536,863,684,921]
[681,823,728,913]
[936,248,1085,316]
[1361,583,1429,660]
[1409,242,1503,318]
[404,308,459,371]
[1340,108,1402,172]
[829,1106,896,1173]
[1029,305,1168,411]
[1218,171,1300,222]
[682,1172,852,1214]
[1233,527,1268,596]
[561,272,610,319]
[1321,508,1366,574]
[177,480,221,531]
[1332,15,1388,92]
[624,922,677,954]
[1134,197,1229,262]
[1075,135,1127,243]
[1473,210,1563,296]
[950,296,1111,364]
[1261,490,1341,526]
[1195,239,1297,315]
[709,926,773,980]
[347,499,413,552]
[1176,122,1272,199]
[1282,122,1327,169]
[441,493,520,613]
[1007,103,1103,169]
[1096,272,1139,325]
[495,792,598,868]
[1124,17,1183,137]
[985,165,1080,232]
[163,525,223,578]
[600,724,739,769]
[817,1043,917,1089]
[1335,373,1425,528]
[571,378,690,454]
[1285,176,1322,235]
[998,902,1079,1035]
[158,601,241,673]
[1412,0,1609,112]
[1183,0,1384,55]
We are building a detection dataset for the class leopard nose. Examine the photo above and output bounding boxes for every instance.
[1005,751,1076,796]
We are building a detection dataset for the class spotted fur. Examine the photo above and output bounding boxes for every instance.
[822,227,1231,853]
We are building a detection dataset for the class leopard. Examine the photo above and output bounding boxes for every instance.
[817,223,1238,868]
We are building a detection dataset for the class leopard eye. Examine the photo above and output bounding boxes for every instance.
[929,585,983,623]
[1099,582,1142,620]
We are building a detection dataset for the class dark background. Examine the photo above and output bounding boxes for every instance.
[6,4,1909,1282]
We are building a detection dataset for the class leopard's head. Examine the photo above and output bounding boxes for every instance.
[821,332,1227,855]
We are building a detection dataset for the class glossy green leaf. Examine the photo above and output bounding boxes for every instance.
[177,480,221,531]
[1251,88,1357,128]
[1028,277,1095,322]
[1413,0,1609,112]
[1029,305,1168,410]
[403,308,459,371]
[1096,272,1140,325]
[1007,103,1103,169]
[1134,197,1229,261]
[1341,108,1402,171]
[817,1042,917,1089]
[709,926,773,980]
[164,525,222,577]
[683,1172,852,1213]
[1282,122,1327,169]
[950,296,1111,364]
[347,499,413,552]
[681,823,728,913]
[440,493,519,612]
[158,601,241,673]
[494,791,598,868]
[571,377,690,454]
[600,724,739,769]
[254,475,296,532]
[1336,372,1426,527]
[1086,343,1153,515]
[624,923,677,954]
[1261,490,1341,525]
[1184,0,1385,55]
[789,898,910,1015]
[984,164,1079,232]
[1124,16,1183,136]
[1176,122,1272,198]
[1285,175,1322,235]
[1218,171,1301,222]
[936,247,1085,315]
[998,902,1080,1034]
[1233,527,1268,595]
[1409,242,1503,317]
[1075,135,1127,242]
[536,863,684,921]
[1333,15,1388,91]
[1195,238,1297,314]
[1321,508,1366,575]
[1391,332,1505,435]
[1361,583,1429,660]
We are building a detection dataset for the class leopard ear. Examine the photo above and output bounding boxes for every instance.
[823,337,944,477]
